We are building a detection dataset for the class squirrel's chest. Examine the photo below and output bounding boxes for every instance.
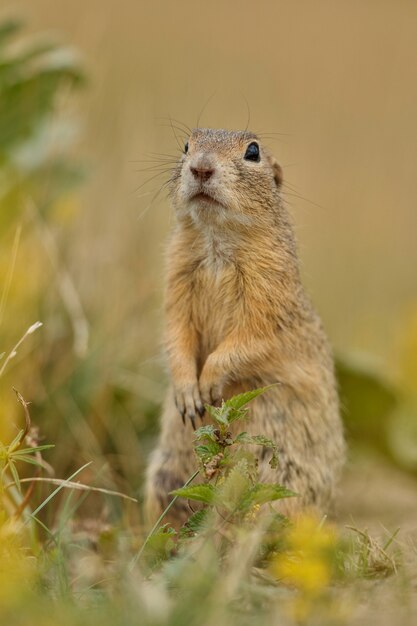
[191,261,241,351]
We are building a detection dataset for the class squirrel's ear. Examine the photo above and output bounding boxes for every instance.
[270,158,283,187]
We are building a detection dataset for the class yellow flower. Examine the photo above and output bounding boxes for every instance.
[269,515,337,595]
[274,554,331,593]
[287,515,337,554]
[245,503,261,522]
[0,513,36,607]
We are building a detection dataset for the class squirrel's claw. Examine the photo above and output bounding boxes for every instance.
[174,382,203,429]
[196,401,205,419]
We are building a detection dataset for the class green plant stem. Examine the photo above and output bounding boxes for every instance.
[130,469,199,570]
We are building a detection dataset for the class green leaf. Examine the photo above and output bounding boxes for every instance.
[26,462,92,524]
[179,508,210,538]
[234,432,279,468]
[205,403,230,426]
[7,428,24,453]
[0,21,85,159]
[224,386,275,412]
[242,483,297,508]
[8,459,21,494]
[222,385,275,423]
[217,460,251,511]
[171,484,217,504]
[336,356,397,455]
[12,444,54,455]
[1,41,56,70]
[6,454,45,467]
[194,424,217,441]
[0,20,21,49]
[143,524,176,569]
[195,442,222,460]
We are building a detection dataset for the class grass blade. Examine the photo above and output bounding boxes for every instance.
[24,461,92,525]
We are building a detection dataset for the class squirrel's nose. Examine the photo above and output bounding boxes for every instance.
[190,165,215,182]
[189,153,216,182]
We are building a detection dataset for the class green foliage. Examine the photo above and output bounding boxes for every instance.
[241,483,296,507]
[0,18,85,227]
[139,386,296,570]
[0,22,83,154]
[337,355,417,473]
[234,432,279,469]
[135,377,401,624]
[171,484,216,504]
[203,385,274,426]
[179,508,210,538]
[337,356,397,453]
[142,523,176,570]
[0,264,405,626]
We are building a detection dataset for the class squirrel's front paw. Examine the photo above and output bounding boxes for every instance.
[199,364,224,408]
[173,381,204,429]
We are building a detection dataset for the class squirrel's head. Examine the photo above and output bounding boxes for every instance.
[170,128,283,228]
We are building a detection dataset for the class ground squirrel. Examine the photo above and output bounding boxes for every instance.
[145,128,345,527]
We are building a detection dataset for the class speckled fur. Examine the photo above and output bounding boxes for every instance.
[145,128,345,527]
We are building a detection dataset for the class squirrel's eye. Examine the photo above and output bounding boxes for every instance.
[244,142,260,162]
[184,142,189,154]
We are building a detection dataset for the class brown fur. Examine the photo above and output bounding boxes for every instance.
[145,128,345,527]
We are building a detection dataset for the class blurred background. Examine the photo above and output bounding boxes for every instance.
[1,1,416,528]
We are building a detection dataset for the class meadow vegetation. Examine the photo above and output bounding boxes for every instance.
[1,19,416,625]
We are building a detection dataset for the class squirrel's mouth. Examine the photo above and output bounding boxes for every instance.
[191,191,222,207]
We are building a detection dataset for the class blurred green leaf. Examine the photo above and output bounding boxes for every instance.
[0,19,86,227]
[0,19,21,49]
[387,399,417,471]
[142,524,176,570]
[0,50,84,155]
[241,484,297,509]
[171,484,216,504]
[179,508,210,538]
[336,356,398,455]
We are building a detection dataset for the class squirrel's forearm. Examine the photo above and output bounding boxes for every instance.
[165,264,199,385]
[165,321,203,423]
[199,332,274,394]
[165,322,199,383]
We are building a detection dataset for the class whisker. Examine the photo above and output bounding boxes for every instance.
[148,150,181,159]
[129,157,178,165]
[280,163,298,169]
[281,187,327,211]
[157,122,189,138]
[256,130,292,138]
[240,93,250,133]
[282,180,301,192]
[168,119,187,151]
[135,174,175,219]
[135,190,155,200]
[134,165,177,174]
[157,116,192,135]
[196,92,216,129]
[133,169,174,194]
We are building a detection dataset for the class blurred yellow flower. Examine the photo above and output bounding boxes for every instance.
[276,554,331,593]
[269,515,337,594]
[0,512,36,607]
